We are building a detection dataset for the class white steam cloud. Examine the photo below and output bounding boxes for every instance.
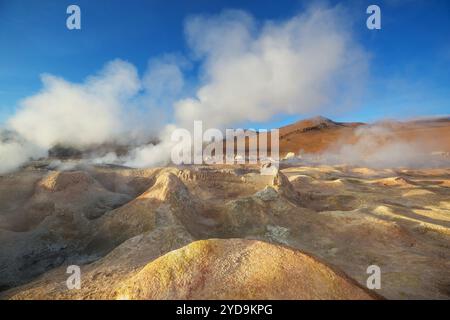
[175,8,367,129]
[0,6,368,173]
[0,140,45,174]
[301,124,446,168]
[10,60,141,149]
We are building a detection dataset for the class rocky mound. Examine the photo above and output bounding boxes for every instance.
[1,164,450,299]
[115,239,379,300]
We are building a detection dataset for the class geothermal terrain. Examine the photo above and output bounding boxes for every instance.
[0,117,449,300]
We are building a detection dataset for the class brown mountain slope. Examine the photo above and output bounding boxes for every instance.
[279,116,363,155]
[279,116,450,156]
[221,116,450,160]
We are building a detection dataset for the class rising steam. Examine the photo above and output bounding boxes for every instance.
[0,5,368,173]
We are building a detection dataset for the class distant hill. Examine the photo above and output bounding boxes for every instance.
[278,115,450,156]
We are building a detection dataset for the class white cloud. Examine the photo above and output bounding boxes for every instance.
[175,7,368,129]
[311,124,441,168]
[0,6,369,172]
[0,140,45,174]
[9,60,141,149]
[0,58,185,172]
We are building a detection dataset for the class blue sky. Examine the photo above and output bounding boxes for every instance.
[0,0,449,127]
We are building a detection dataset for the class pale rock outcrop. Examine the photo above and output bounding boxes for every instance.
[115,239,380,300]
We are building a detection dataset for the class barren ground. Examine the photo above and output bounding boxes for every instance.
[0,162,449,299]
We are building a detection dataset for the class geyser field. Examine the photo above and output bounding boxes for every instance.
[0,116,449,300]
[1,2,450,301]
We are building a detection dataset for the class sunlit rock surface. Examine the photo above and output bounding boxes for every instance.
[0,163,449,299]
